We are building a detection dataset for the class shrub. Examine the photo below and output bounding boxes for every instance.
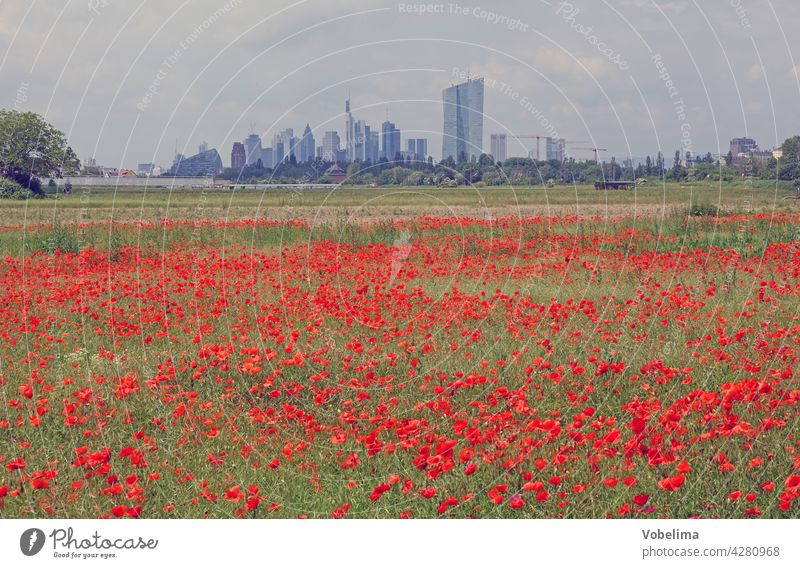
[686,203,722,217]
[0,177,32,199]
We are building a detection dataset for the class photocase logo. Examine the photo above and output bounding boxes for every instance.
[20,528,46,556]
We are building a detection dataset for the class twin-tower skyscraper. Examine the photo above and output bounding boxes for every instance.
[441,76,485,163]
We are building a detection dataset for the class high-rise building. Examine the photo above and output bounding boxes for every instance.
[300,124,315,163]
[231,142,246,169]
[244,134,262,166]
[381,121,401,161]
[345,98,356,162]
[322,131,340,161]
[406,138,428,161]
[368,131,380,163]
[490,134,507,163]
[198,141,208,154]
[545,137,566,162]
[272,129,295,164]
[442,77,484,162]
[353,120,368,162]
[261,148,274,169]
[415,138,428,161]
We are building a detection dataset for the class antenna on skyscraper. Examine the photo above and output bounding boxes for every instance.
[249,122,256,134]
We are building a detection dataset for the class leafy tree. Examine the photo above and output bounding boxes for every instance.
[0,110,79,194]
[781,136,800,163]
[478,153,495,168]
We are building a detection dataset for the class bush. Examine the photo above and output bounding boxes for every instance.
[686,203,722,217]
[0,177,33,199]
[6,172,43,195]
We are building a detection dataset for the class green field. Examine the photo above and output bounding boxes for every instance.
[0,181,795,228]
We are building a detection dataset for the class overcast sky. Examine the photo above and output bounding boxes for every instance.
[1,0,798,168]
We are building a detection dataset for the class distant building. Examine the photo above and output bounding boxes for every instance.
[345,98,356,162]
[730,137,757,164]
[324,164,347,184]
[322,131,340,161]
[490,134,507,163]
[300,124,315,163]
[244,134,262,166]
[751,150,774,164]
[368,131,380,163]
[381,120,401,161]
[730,137,757,156]
[546,137,566,162]
[169,148,223,176]
[279,129,297,162]
[198,141,208,154]
[261,148,274,169]
[352,120,370,162]
[274,141,284,166]
[415,138,428,161]
[137,163,156,176]
[231,142,246,169]
[442,77,484,162]
[407,138,428,161]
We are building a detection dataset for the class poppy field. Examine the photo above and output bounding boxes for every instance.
[1,210,800,519]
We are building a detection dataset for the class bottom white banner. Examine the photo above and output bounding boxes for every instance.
[1,519,798,567]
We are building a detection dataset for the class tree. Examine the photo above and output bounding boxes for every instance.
[478,153,495,168]
[781,136,800,166]
[0,110,79,194]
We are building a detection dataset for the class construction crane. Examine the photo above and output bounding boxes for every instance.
[564,140,588,158]
[574,147,608,162]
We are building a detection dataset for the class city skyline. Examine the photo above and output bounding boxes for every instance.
[3,1,797,171]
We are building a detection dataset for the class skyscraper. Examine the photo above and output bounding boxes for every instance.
[545,137,565,162]
[442,77,484,162]
[300,124,315,163]
[490,134,507,163]
[415,139,428,161]
[322,131,340,161]
[345,97,355,162]
[368,131,380,163]
[244,133,262,166]
[381,121,401,161]
[231,142,246,169]
[353,120,368,162]
[261,147,274,169]
[198,141,208,154]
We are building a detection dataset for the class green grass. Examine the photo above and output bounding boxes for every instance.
[0,182,795,227]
